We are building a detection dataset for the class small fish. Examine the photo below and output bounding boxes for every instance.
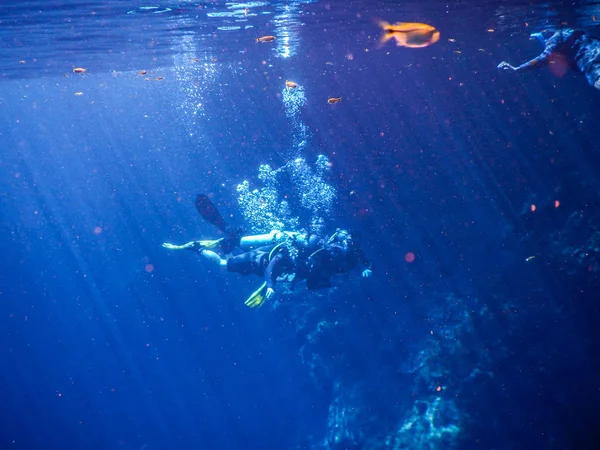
[325,61,334,65]
[137,70,148,76]
[285,80,297,88]
[525,256,536,262]
[191,58,201,63]
[377,21,440,48]
[328,97,342,104]
[256,35,276,43]
[74,92,83,96]
[153,76,164,81]
[18,60,26,64]
[72,67,87,73]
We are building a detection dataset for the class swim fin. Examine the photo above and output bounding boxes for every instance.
[244,282,267,308]
[162,241,200,251]
[195,194,228,232]
[162,239,223,252]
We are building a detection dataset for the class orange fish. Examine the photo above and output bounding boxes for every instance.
[377,21,440,48]
[72,67,87,73]
[285,80,297,88]
[256,35,276,43]
[327,97,342,104]
[137,70,148,76]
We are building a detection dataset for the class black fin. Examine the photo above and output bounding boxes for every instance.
[195,194,228,232]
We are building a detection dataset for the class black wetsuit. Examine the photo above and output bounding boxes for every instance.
[226,245,294,289]
[303,241,371,290]
[518,29,600,88]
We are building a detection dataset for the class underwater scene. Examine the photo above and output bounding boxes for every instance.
[2,0,600,449]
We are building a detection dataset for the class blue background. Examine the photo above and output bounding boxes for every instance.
[1,1,600,449]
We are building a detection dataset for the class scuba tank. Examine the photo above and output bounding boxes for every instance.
[240,230,302,250]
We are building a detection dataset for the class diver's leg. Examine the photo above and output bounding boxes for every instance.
[224,252,255,275]
[199,249,228,269]
[584,65,600,90]
[583,46,600,90]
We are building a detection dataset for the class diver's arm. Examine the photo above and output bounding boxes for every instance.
[498,53,551,72]
[356,248,373,278]
[264,254,281,298]
[514,52,551,71]
[498,37,559,72]
[356,247,371,268]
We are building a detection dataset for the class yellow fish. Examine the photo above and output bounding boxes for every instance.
[377,21,440,48]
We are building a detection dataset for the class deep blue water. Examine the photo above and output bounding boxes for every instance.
[2,1,600,449]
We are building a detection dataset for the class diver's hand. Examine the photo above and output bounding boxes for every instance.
[265,288,275,299]
[497,61,516,71]
[362,269,372,278]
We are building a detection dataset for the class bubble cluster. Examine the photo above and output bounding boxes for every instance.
[286,156,336,218]
[282,85,310,153]
[282,85,305,119]
[237,179,299,233]
[237,155,336,234]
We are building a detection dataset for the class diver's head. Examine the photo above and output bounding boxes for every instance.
[308,234,321,250]
[332,229,353,248]
[530,29,554,45]
[334,229,350,241]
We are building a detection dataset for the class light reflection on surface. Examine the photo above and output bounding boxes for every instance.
[165,1,314,144]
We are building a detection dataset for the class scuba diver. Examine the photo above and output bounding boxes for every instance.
[497,28,600,91]
[163,195,372,307]
[298,229,372,290]
[163,194,310,307]
[164,230,304,308]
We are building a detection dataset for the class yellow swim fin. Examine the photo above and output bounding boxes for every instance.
[162,238,223,251]
[198,238,224,249]
[244,282,267,308]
